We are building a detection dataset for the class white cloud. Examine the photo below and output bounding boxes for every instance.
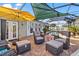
[13,7,18,10]
[2,4,12,8]
[16,3,22,6]
[2,4,19,10]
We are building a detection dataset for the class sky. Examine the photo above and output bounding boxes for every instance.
[0,3,79,16]
[48,3,79,16]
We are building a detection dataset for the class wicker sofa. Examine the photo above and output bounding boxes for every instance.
[55,38,69,49]
[58,31,70,49]
[0,40,16,56]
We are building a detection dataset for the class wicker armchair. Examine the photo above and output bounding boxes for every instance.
[33,31,44,44]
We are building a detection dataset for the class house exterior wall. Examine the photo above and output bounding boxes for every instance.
[18,21,35,38]
[18,21,45,39]
[0,19,45,40]
[18,21,27,39]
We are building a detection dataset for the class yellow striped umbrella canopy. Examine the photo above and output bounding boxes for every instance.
[0,6,35,21]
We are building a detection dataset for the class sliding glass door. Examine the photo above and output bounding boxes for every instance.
[6,21,18,40]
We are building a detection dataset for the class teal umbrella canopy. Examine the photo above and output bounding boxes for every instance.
[31,3,67,20]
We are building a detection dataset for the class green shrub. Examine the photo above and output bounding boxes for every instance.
[68,25,79,35]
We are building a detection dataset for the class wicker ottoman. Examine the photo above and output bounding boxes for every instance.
[16,40,31,54]
[46,40,63,55]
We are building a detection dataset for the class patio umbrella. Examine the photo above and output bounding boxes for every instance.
[0,6,35,21]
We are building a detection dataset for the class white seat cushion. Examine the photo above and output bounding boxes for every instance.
[34,31,40,36]
[36,37,43,40]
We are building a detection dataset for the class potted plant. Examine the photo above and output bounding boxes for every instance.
[43,26,49,34]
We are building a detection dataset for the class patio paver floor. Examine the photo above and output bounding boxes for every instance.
[18,36,79,56]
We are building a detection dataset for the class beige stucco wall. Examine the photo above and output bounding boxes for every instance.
[18,21,27,39]
[0,20,1,40]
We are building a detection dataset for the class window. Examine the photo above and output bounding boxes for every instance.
[6,22,8,39]
[30,22,33,33]
[13,22,17,38]
[13,25,16,37]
